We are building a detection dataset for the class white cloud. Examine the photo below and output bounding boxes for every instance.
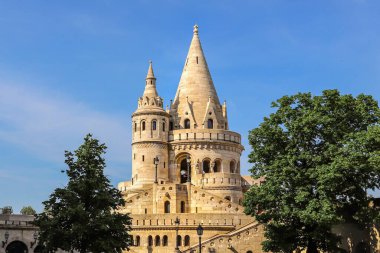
[0,81,131,164]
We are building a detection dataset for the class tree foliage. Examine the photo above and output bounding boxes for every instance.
[34,134,132,253]
[244,90,380,253]
[20,206,36,215]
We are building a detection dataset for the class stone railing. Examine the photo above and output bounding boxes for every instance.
[169,129,241,144]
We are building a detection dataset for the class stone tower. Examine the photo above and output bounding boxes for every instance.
[118,26,261,253]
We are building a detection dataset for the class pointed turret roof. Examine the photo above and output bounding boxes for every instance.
[143,61,158,98]
[136,61,164,111]
[172,25,224,127]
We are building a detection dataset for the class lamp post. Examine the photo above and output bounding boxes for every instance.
[174,217,180,251]
[186,155,191,183]
[30,231,38,248]
[154,156,159,184]
[196,224,203,253]
[2,231,9,248]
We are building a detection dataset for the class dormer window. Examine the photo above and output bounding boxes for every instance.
[184,119,190,129]
[207,119,213,129]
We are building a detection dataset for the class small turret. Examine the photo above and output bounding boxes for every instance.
[131,61,170,187]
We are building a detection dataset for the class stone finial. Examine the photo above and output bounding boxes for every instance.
[193,24,199,35]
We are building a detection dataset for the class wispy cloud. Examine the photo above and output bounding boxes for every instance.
[0,80,131,165]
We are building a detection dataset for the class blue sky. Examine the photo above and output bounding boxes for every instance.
[0,1,379,213]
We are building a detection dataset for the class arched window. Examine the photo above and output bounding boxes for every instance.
[148,235,153,246]
[135,236,141,246]
[134,122,137,132]
[6,241,28,253]
[177,235,182,247]
[155,235,160,246]
[163,121,166,132]
[142,121,146,131]
[164,201,170,213]
[162,235,168,246]
[180,158,191,183]
[203,160,210,173]
[184,119,190,129]
[152,120,157,130]
[184,235,190,246]
[180,201,186,213]
[214,160,221,172]
[207,119,213,129]
[230,161,236,173]
[169,121,174,130]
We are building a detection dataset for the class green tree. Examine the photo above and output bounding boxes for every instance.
[20,206,36,215]
[244,90,380,253]
[34,134,132,253]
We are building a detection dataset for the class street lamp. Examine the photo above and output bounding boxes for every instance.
[196,224,203,253]
[2,231,9,248]
[154,156,159,184]
[186,155,191,183]
[174,217,180,251]
[30,231,38,248]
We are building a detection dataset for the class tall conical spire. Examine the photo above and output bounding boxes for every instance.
[171,25,224,128]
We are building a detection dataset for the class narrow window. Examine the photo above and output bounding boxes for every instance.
[163,235,168,246]
[142,155,145,162]
[152,120,157,130]
[148,236,153,246]
[230,161,235,173]
[181,201,186,213]
[184,235,190,246]
[164,162,166,168]
[207,119,213,129]
[142,121,146,131]
[155,235,160,246]
[134,122,137,132]
[184,119,190,129]
[177,235,182,247]
[136,236,140,246]
[169,121,174,130]
[134,153,136,160]
[164,201,170,213]
[163,121,166,132]
[145,208,147,214]
[196,56,198,64]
